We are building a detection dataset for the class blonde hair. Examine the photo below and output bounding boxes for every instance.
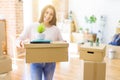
[39,5,57,25]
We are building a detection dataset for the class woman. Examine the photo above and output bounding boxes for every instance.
[16,5,63,80]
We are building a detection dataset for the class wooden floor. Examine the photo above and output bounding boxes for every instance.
[7,55,120,80]
[2,43,120,80]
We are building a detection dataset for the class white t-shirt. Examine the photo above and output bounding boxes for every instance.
[16,22,63,47]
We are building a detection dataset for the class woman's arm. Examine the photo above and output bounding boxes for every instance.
[16,25,31,48]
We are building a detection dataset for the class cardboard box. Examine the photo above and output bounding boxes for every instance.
[0,55,12,74]
[24,42,69,63]
[78,43,106,62]
[81,60,106,80]
[0,72,11,80]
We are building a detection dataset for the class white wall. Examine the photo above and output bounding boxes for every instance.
[23,0,32,27]
[69,0,120,43]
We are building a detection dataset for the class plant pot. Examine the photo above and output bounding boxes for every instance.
[37,33,45,40]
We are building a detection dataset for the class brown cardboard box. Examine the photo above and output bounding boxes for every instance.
[78,43,106,62]
[0,72,11,80]
[0,55,12,74]
[81,60,106,80]
[24,42,69,63]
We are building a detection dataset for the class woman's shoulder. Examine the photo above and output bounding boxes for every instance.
[52,25,60,30]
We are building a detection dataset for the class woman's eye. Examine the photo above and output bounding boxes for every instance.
[45,12,48,14]
[50,13,53,16]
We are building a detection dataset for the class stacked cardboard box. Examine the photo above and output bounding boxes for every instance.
[78,43,106,62]
[0,55,12,74]
[80,60,106,80]
[0,72,11,80]
[78,43,106,80]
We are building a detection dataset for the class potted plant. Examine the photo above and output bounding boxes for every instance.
[78,27,83,33]
[85,15,97,33]
[37,23,45,40]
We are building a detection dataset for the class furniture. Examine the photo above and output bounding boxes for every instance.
[71,32,97,43]
[24,42,69,63]
[105,27,120,59]
[83,33,97,42]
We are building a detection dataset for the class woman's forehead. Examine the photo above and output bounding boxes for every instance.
[45,8,54,13]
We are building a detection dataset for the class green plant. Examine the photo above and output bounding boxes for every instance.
[85,15,97,24]
[79,27,83,31]
[37,23,45,33]
[118,20,120,23]
[84,15,97,33]
[78,27,83,33]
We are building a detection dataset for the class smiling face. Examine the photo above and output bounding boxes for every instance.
[43,8,54,24]
[39,5,57,26]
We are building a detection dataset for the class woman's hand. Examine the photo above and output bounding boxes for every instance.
[20,41,24,48]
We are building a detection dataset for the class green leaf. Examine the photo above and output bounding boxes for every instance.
[85,15,97,24]
[37,23,45,33]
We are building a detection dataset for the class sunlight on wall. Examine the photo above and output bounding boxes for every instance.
[23,0,32,27]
